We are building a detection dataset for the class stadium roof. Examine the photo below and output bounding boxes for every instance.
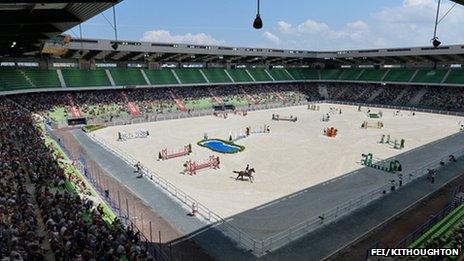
[0,1,120,56]
[42,37,464,66]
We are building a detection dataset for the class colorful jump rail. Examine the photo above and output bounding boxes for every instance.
[361,153,402,173]
[184,156,220,175]
[272,114,297,122]
[361,121,383,129]
[117,130,150,141]
[158,144,192,161]
[80,102,464,257]
[380,134,405,150]
[85,134,261,255]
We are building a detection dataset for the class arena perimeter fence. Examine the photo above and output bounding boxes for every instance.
[46,126,173,261]
[87,128,464,257]
[51,99,464,128]
[47,100,464,256]
[312,100,464,117]
[51,100,308,128]
[85,134,261,254]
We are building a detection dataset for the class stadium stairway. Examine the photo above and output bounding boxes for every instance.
[444,69,464,84]
[247,68,273,82]
[66,93,83,118]
[240,86,259,104]
[268,69,292,81]
[202,68,232,83]
[61,69,111,88]
[208,88,224,104]
[383,69,417,83]
[169,89,188,111]
[143,69,179,85]
[0,68,33,91]
[393,88,410,104]
[173,68,207,84]
[411,69,448,84]
[266,85,286,101]
[339,69,364,81]
[367,88,384,102]
[409,87,429,105]
[109,68,147,86]
[121,91,141,117]
[318,84,329,99]
[225,69,254,82]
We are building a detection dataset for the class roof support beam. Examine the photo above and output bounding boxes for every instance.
[0,10,82,24]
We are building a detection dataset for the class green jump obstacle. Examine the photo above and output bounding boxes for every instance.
[380,135,405,149]
[361,153,402,173]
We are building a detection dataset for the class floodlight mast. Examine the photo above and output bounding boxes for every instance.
[253,0,263,29]
[432,0,442,48]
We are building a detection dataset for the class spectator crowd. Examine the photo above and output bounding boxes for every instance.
[0,98,153,260]
[8,82,464,124]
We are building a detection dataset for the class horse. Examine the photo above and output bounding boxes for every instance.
[234,168,255,182]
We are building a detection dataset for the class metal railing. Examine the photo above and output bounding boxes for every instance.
[87,134,262,253]
[88,129,464,256]
[395,200,459,249]
[51,100,307,128]
[45,126,169,260]
[316,100,464,117]
[77,100,464,256]
[258,145,464,254]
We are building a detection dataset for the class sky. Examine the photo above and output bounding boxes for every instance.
[68,0,464,51]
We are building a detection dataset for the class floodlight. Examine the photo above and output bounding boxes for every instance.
[432,38,441,48]
[253,0,263,29]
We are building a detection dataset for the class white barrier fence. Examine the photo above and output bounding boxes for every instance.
[259,144,464,254]
[85,101,464,256]
[51,100,308,128]
[313,100,464,117]
[87,134,261,253]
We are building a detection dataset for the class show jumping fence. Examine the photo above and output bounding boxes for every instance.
[45,100,464,257]
[86,128,464,257]
[86,133,261,254]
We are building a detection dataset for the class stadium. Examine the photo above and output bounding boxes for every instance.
[3,1,464,260]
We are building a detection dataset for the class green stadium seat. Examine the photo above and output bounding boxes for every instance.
[286,68,319,80]
[338,69,363,81]
[247,68,273,81]
[268,69,292,81]
[411,69,448,83]
[109,68,147,86]
[62,69,111,87]
[383,69,417,82]
[226,69,253,82]
[444,69,464,84]
[174,69,207,84]
[0,68,33,91]
[21,69,61,88]
[202,68,232,83]
[143,69,179,85]
[409,204,464,248]
[321,69,343,80]
[357,69,388,81]
[0,68,62,91]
